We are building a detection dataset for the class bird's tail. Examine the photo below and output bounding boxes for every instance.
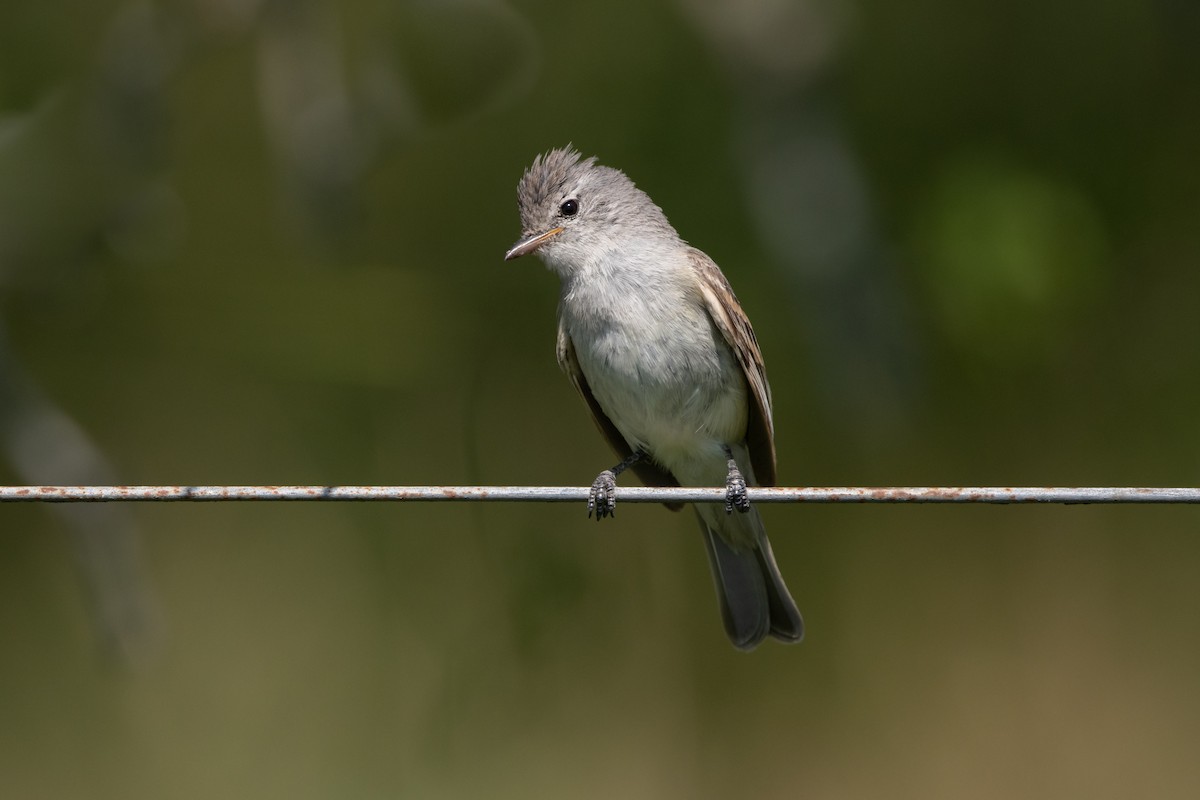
[696,504,804,650]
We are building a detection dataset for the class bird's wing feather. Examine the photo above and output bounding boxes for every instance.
[688,248,777,487]
[556,323,683,509]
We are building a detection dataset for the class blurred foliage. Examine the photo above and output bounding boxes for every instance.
[912,150,1113,361]
[2,0,1199,798]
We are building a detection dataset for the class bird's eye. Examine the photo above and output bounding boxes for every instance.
[559,199,578,217]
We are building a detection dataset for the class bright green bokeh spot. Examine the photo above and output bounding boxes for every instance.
[913,152,1112,360]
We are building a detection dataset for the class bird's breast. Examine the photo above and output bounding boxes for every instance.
[561,275,748,462]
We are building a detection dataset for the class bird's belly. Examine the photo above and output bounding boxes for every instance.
[575,326,748,474]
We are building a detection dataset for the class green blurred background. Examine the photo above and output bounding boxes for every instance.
[2,0,1199,797]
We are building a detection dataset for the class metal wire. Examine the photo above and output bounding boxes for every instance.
[1,485,1198,504]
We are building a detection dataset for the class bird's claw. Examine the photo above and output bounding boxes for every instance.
[588,470,618,520]
[725,466,751,514]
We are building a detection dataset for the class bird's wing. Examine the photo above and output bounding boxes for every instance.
[688,248,777,487]
[556,322,683,509]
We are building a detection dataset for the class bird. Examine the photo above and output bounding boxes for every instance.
[504,147,803,650]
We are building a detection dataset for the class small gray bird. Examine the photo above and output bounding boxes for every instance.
[504,147,803,650]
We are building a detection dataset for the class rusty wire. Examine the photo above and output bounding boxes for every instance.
[0,485,1198,504]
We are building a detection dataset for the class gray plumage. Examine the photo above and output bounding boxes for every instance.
[505,147,803,650]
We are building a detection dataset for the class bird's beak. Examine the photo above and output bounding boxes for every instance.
[504,227,563,261]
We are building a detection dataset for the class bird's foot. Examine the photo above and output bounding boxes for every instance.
[588,470,618,520]
[587,450,646,520]
[725,461,751,514]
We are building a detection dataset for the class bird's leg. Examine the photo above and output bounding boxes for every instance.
[588,449,645,521]
[723,446,751,514]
